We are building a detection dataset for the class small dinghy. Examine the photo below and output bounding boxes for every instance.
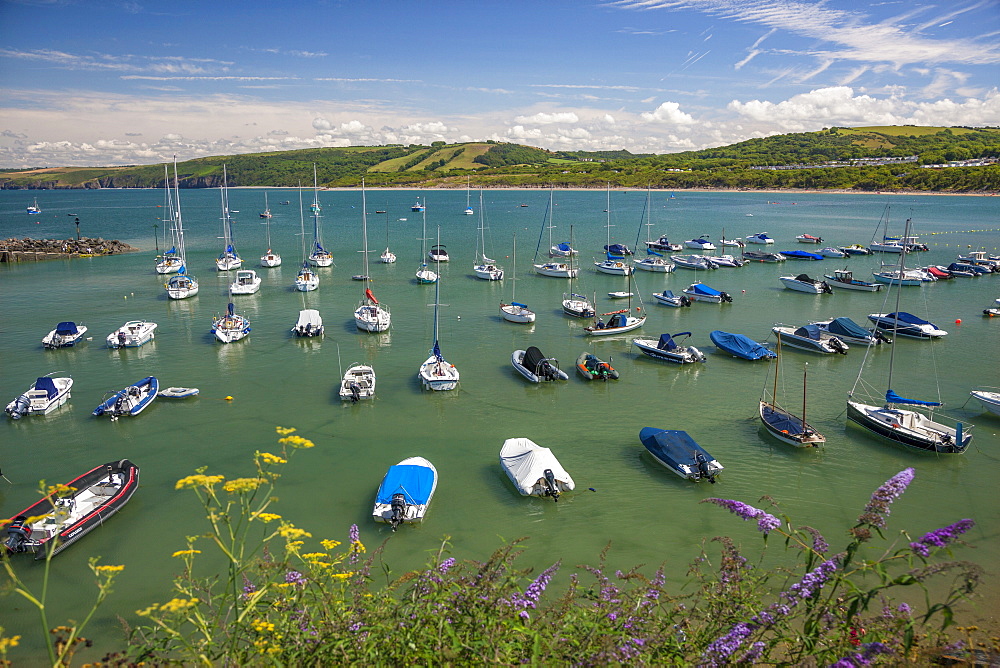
[709,331,776,360]
[512,347,569,383]
[576,352,619,380]
[372,457,437,530]
[796,234,823,244]
[652,290,691,307]
[158,387,200,398]
[3,459,139,559]
[608,291,634,299]
[633,332,706,364]
[93,376,158,419]
[42,322,88,349]
[5,374,73,419]
[499,438,575,501]
[339,364,376,402]
[639,427,723,483]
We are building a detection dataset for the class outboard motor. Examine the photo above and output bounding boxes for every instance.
[874,330,893,345]
[5,395,29,420]
[695,454,716,484]
[821,282,833,294]
[720,291,733,303]
[4,516,31,554]
[349,382,361,403]
[389,493,407,531]
[830,337,849,355]
[540,361,556,382]
[680,296,692,307]
[116,331,127,348]
[542,468,560,502]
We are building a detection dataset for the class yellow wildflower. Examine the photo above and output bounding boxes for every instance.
[351,539,367,555]
[275,426,296,436]
[0,635,21,651]
[252,512,282,523]
[258,452,287,465]
[278,434,315,449]
[46,483,77,497]
[302,552,328,561]
[95,564,125,573]
[252,619,275,633]
[222,477,266,493]
[321,539,342,550]
[277,524,312,540]
[175,474,225,490]
[171,549,202,558]
[330,572,353,580]
[158,597,199,613]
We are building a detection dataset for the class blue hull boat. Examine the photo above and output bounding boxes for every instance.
[93,376,158,419]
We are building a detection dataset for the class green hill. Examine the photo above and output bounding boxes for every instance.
[2,127,998,192]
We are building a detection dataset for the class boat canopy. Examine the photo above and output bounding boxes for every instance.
[522,346,547,371]
[658,332,691,350]
[35,377,58,399]
[885,312,933,326]
[795,274,818,283]
[827,317,870,340]
[605,252,625,261]
[511,302,528,309]
[646,249,664,257]
[55,322,79,335]
[761,404,807,435]
[793,324,823,340]
[689,283,722,296]
[886,389,942,407]
[555,242,572,252]
[376,464,436,505]
[710,331,775,360]
[605,244,629,255]
[295,309,323,329]
[639,427,715,468]
[784,250,823,260]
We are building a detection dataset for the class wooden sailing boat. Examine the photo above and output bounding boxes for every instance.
[759,339,825,447]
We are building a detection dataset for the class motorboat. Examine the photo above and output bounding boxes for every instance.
[772,324,849,354]
[107,320,157,348]
[781,250,824,261]
[819,247,848,258]
[709,331,776,360]
[984,298,1000,317]
[3,459,139,559]
[512,347,568,383]
[872,268,927,286]
[646,235,683,253]
[779,274,833,293]
[682,282,733,303]
[499,438,575,501]
[428,244,449,263]
[652,290,691,307]
[958,251,1000,272]
[633,251,675,273]
[411,198,426,212]
[946,262,984,277]
[550,241,577,257]
[372,457,437,530]
[970,388,1000,415]
[42,322,88,349]
[632,332,706,364]
[230,269,262,295]
[158,387,199,398]
[671,254,717,270]
[925,266,952,280]
[291,309,324,337]
[418,261,459,391]
[811,317,890,346]
[93,376,158,419]
[212,303,251,343]
[823,269,881,292]
[840,244,871,255]
[867,312,947,339]
[707,255,745,268]
[5,375,73,419]
[742,250,785,263]
[639,427,723,483]
[745,232,775,244]
[562,293,595,318]
[608,291,633,299]
[594,253,633,276]
[795,234,823,244]
[684,236,716,251]
[576,352,619,380]
[950,261,989,276]
[339,364,376,402]
[584,309,646,336]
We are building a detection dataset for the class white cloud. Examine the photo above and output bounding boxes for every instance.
[640,101,695,124]
[513,111,580,124]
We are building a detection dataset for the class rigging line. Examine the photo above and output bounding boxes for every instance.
[533,190,553,262]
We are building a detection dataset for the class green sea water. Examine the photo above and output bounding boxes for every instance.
[1,187,998,661]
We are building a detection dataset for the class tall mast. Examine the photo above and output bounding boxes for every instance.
[361,179,370,284]
[886,217,910,392]
[802,362,808,431]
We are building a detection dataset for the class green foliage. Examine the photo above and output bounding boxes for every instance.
[473,143,555,167]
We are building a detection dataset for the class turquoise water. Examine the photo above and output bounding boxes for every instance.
[2,188,998,660]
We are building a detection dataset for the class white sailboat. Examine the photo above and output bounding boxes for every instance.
[155,165,184,275]
[379,209,396,263]
[212,301,251,344]
[307,164,333,267]
[584,272,645,336]
[164,157,199,299]
[533,188,577,278]
[419,228,460,391]
[260,192,282,267]
[215,165,242,271]
[415,204,438,284]
[354,181,391,332]
[634,187,675,273]
[294,184,319,292]
[473,189,503,280]
[847,217,972,454]
[464,176,474,215]
[500,232,535,323]
[595,184,633,276]
[562,225,595,318]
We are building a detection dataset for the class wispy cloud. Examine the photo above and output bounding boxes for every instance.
[121,76,297,81]
[0,48,233,74]
[313,77,421,83]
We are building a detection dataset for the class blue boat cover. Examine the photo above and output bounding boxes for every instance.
[886,389,942,407]
[646,249,664,257]
[606,252,624,261]
[639,427,715,471]
[512,302,528,309]
[376,464,436,505]
[605,244,629,255]
[314,241,327,252]
[35,377,58,399]
[793,324,822,340]
[55,322,79,335]
[432,340,443,362]
[886,312,933,326]
[827,317,870,340]
[164,246,177,255]
[710,331,775,360]
[556,242,572,252]
[761,404,807,434]
[782,250,824,260]
[225,244,235,254]
[689,283,722,296]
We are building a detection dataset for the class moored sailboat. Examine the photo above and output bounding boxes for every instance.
[164,159,199,299]
[419,241,460,391]
[307,165,333,267]
[260,192,282,267]
[500,233,535,323]
[354,182,391,332]
[215,165,242,271]
[759,341,825,447]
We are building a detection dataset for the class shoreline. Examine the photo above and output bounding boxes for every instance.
[234,186,999,197]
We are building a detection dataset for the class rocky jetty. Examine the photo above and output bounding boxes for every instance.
[0,237,140,262]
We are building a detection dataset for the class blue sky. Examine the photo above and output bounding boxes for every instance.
[1,0,998,167]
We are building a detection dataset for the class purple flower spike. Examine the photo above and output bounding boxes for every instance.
[704,498,782,535]
[910,519,974,557]
[285,570,307,586]
[702,621,756,666]
[857,468,914,529]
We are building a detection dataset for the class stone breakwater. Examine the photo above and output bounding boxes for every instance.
[0,237,140,262]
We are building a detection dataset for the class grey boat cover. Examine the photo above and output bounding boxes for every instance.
[827,317,870,340]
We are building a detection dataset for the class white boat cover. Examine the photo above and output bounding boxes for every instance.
[295,309,323,330]
[499,438,575,496]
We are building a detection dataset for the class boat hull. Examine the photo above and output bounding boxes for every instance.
[500,303,535,323]
[847,401,970,454]
[584,315,645,335]
[759,402,824,447]
[107,321,157,348]
[970,390,1000,416]
[339,365,376,401]
[419,355,460,391]
[93,377,158,418]
[633,258,675,272]
[632,338,704,364]
[533,263,577,278]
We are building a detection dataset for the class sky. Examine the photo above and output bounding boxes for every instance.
[1,0,999,168]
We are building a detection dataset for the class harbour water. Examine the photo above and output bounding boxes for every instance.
[1,187,998,660]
